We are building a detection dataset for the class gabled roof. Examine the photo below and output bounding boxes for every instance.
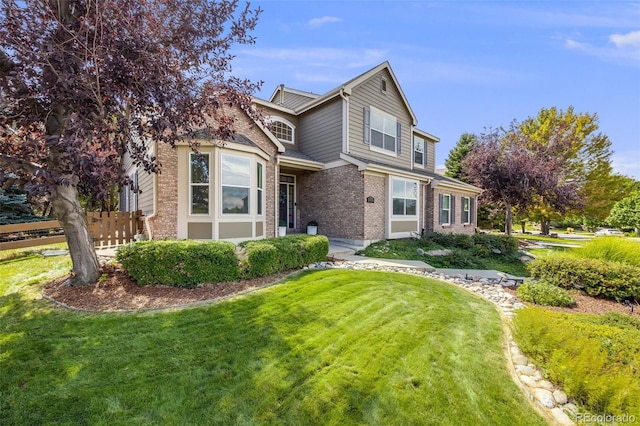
[268,85,319,105]
[255,62,419,126]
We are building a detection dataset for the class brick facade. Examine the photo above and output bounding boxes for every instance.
[432,188,477,235]
[297,165,365,240]
[154,142,179,239]
[363,173,386,241]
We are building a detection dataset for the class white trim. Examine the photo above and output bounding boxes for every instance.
[340,153,433,183]
[279,155,324,171]
[189,152,211,216]
[432,178,483,195]
[462,196,471,225]
[440,193,451,226]
[413,135,425,169]
[368,105,398,155]
[268,116,296,144]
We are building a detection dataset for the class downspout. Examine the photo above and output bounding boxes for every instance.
[144,140,158,240]
[275,155,280,237]
[339,87,349,153]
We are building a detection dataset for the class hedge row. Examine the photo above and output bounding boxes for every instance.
[526,255,640,301]
[239,234,330,278]
[513,307,640,417]
[516,280,575,307]
[116,235,329,287]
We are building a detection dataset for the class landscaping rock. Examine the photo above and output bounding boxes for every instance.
[519,375,538,388]
[516,365,536,376]
[512,354,528,366]
[553,390,568,405]
[537,380,555,391]
[424,249,452,256]
[533,389,556,408]
[550,407,574,425]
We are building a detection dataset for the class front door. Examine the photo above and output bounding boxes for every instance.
[279,175,295,229]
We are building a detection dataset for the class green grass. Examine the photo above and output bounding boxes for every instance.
[513,234,585,245]
[572,236,640,267]
[0,261,546,424]
[0,243,71,296]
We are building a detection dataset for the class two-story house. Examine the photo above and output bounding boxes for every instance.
[123,61,481,246]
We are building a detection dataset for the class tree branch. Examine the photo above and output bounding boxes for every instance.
[0,153,44,174]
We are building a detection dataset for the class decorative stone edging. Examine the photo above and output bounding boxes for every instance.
[321,260,577,426]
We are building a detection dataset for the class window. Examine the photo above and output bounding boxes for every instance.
[414,136,424,167]
[271,119,294,143]
[257,162,264,215]
[364,107,400,154]
[392,178,418,216]
[462,197,471,224]
[221,154,250,214]
[190,153,210,215]
[439,194,451,225]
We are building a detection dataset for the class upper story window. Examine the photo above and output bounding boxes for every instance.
[364,106,401,155]
[190,153,210,215]
[271,118,295,144]
[221,154,251,215]
[414,136,425,167]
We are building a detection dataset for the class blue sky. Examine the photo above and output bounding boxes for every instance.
[231,1,640,179]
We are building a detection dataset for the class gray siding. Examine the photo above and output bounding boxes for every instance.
[122,135,155,216]
[426,140,435,173]
[297,97,343,163]
[282,91,316,110]
[348,69,414,169]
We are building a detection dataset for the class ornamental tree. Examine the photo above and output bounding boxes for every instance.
[463,126,582,236]
[607,191,640,234]
[0,0,262,285]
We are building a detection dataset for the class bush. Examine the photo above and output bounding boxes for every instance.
[573,237,640,267]
[472,233,519,256]
[116,240,239,287]
[526,256,640,301]
[422,232,473,249]
[513,307,640,417]
[240,234,329,278]
[516,281,575,307]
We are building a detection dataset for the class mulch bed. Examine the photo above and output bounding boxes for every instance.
[42,263,295,312]
[43,262,639,317]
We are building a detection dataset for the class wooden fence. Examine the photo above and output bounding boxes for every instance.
[0,210,144,251]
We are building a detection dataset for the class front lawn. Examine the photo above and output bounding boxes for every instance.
[0,260,546,425]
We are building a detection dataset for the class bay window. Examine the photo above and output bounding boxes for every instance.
[221,154,251,214]
[190,153,210,215]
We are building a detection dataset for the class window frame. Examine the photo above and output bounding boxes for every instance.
[221,153,251,215]
[462,196,471,224]
[270,117,295,144]
[189,152,211,216]
[413,135,425,167]
[391,177,418,217]
[440,194,451,225]
[369,106,397,155]
[256,161,264,216]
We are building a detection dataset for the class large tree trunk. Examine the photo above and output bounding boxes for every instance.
[504,202,513,236]
[540,220,550,235]
[52,180,101,286]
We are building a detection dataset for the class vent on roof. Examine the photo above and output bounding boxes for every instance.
[381,78,387,93]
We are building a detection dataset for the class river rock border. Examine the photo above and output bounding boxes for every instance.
[315,260,577,426]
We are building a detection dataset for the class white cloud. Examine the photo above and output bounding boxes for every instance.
[611,150,640,180]
[308,16,342,29]
[610,30,640,48]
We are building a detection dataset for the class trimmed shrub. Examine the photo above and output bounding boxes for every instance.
[513,307,640,417]
[423,232,473,249]
[526,255,640,301]
[516,280,575,307]
[116,240,239,287]
[472,233,519,256]
[240,234,329,278]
